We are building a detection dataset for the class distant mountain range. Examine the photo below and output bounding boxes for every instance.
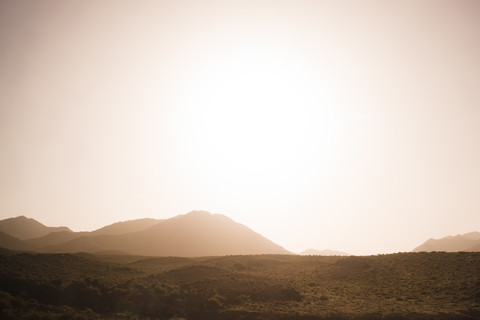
[300,249,350,256]
[413,232,480,252]
[0,211,291,256]
[2,213,477,256]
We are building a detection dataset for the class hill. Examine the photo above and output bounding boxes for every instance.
[300,248,350,256]
[413,232,480,252]
[0,216,72,240]
[25,231,87,248]
[0,252,478,319]
[0,231,35,251]
[24,218,162,249]
[52,211,291,256]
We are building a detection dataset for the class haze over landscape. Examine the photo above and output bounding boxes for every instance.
[1,0,479,255]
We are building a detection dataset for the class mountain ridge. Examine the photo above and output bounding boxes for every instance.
[413,232,480,252]
[0,216,72,240]
[90,218,163,236]
[0,211,291,256]
[51,211,291,256]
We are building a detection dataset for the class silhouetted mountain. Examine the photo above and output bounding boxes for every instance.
[51,211,291,256]
[26,231,87,248]
[300,249,350,256]
[0,216,71,240]
[0,230,35,251]
[413,232,480,252]
[463,231,480,240]
[25,218,163,249]
[90,218,163,235]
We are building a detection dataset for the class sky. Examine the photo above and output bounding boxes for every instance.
[1,0,479,255]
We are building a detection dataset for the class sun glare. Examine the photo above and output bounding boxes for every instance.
[176,49,340,197]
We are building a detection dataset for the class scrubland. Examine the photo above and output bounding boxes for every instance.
[0,251,478,319]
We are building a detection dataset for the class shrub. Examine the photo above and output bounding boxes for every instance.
[206,297,223,309]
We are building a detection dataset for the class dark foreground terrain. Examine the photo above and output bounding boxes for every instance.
[0,250,478,320]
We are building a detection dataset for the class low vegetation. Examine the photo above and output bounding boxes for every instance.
[0,251,478,319]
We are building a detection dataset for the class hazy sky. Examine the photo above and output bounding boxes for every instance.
[1,0,479,255]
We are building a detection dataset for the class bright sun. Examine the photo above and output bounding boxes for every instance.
[175,48,340,198]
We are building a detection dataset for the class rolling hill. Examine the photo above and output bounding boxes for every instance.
[0,230,35,251]
[0,251,478,320]
[413,232,480,252]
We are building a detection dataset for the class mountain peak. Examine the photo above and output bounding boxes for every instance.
[184,210,212,216]
[12,215,33,222]
[0,216,72,240]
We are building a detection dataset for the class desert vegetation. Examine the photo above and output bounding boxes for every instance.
[0,251,478,319]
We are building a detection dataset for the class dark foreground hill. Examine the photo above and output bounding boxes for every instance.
[0,251,478,320]
[413,231,480,252]
[0,211,290,256]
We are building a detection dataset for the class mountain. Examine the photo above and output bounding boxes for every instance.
[51,211,291,256]
[0,216,72,240]
[463,231,480,240]
[24,218,163,249]
[468,243,480,251]
[0,230,35,251]
[25,231,87,248]
[300,249,350,256]
[413,232,480,252]
[90,218,163,235]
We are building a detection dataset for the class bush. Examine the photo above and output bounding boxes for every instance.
[206,297,223,309]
